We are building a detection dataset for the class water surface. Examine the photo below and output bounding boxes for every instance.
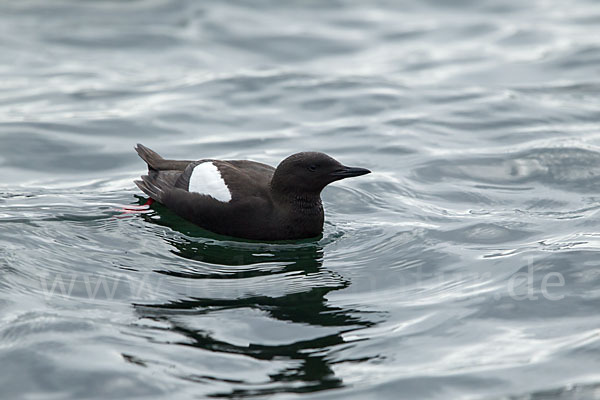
[1,0,600,399]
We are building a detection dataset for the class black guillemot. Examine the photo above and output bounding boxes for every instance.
[134,144,370,240]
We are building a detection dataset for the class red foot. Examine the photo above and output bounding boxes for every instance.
[114,198,155,218]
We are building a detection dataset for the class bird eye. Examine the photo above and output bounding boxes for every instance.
[308,164,318,172]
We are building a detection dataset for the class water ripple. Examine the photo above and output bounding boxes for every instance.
[2,0,600,398]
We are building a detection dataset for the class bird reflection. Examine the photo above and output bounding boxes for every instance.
[131,198,376,397]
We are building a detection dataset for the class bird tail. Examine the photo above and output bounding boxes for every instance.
[135,143,194,171]
[134,144,188,202]
[134,170,182,203]
[135,143,164,172]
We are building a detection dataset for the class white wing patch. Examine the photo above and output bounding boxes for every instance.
[188,162,232,202]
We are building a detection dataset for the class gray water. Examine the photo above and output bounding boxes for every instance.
[1,1,600,399]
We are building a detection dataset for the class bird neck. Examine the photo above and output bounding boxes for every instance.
[288,193,324,216]
[270,171,325,222]
[270,188,322,214]
[269,184,324,238]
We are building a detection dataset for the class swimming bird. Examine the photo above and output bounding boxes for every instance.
[134,144,370,240]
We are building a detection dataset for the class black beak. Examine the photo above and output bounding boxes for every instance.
[330,165,371,179]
